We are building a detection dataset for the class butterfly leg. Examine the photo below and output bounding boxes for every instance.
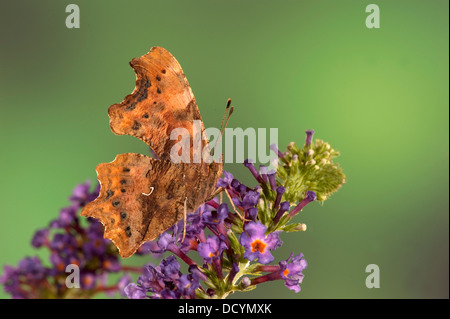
[205,186,224,202]
[224,189,249,221]
[181,197,188,244]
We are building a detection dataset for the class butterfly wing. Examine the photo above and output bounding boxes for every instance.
[83,48,223,257]
[108,46,210,161]
[81,153,222,258]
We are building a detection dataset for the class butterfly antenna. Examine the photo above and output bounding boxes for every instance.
[221,106,234,137]
[213,106,234,157]
[219,98,232,133]
[212,98,233,157]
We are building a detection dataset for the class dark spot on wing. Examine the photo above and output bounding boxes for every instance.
[106,190,114,199]
[144,76,151,88]
[137,89,147,102]
[126,103,136,111]
[132,120,141,130]
[125,226,132,237]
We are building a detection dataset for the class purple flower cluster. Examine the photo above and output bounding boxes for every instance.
[123,150,317,299]
[125,256,203,299]
[0,257,49,299]
[0,181,133,299]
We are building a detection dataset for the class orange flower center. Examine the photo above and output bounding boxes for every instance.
[283,269,290,277]
[57,262,65,272]
[70,259,80,267]
[250,239,267,253]
[190,239,198,250]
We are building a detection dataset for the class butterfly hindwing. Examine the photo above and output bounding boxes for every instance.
[81,153,222,258]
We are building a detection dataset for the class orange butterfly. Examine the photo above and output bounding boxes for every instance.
[81,47,224,258]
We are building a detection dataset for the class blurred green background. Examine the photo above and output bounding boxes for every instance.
[0,0,448,299]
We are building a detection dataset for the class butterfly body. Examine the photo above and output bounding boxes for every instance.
[81,47,222,258]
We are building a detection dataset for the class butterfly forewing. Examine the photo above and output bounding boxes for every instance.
[108,47,210,161]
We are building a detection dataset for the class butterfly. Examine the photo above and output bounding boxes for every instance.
[81,47,224,258]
